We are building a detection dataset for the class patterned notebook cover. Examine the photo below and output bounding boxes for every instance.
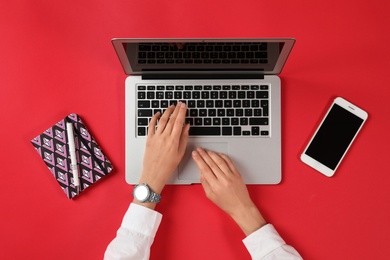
[31,113,113,199]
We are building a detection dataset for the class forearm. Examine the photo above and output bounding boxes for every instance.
[231,204,267,236]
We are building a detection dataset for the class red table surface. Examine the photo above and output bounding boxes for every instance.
[1,0,389,259]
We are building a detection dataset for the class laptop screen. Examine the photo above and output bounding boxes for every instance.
[112,38,295,76]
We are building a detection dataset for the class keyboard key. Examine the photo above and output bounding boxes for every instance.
[195,118,203,125]
[206,100,214,107]
[138,101,150,108]
[202,91,210,99]
[256,91,268,98]
[208,109,216,117]
[138,109,152,117]
[261,100,269,116]
[189,109,198,117]
[138,118,148,126]
[138,92,146,99]
[215,100,223,107]
[199,109,207,116]
[156,92,164,99]
[261,131,269,136]
[229,91,237,99]
[189,127,221,136]
[240,118,248,125]
[222,127,232,136]
[231,118,239,125]
[252,126,260,136]
[217,109,225,117]
[204,118,212,125]
[233,100,241,107]
[224,100,232,107]
[193,91,201,99]
[197,100,205,108]
[147,92,155,99]
[138,127,146,136]
[254,109,262,116]
[188,100,196,108]
[233,127,241,135]
[174,92,182,99]
[236,109,243,117]
[249,118,268,125]
[227,109,235,117]
[243,100,251,107]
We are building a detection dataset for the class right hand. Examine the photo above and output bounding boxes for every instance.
[192,147,267,236]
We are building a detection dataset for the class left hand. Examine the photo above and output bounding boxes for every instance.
[139,102,190,195]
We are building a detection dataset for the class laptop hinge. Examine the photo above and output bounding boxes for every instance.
[141,72,264,80]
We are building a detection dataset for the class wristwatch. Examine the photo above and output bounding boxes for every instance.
[133,183,161,203]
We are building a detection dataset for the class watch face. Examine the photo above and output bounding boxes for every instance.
[135,185,149,202]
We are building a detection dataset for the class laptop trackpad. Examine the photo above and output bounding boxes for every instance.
[178,142,228,181]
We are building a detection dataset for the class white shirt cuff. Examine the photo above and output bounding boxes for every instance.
[121,203,163,238]
[242,224,287,259]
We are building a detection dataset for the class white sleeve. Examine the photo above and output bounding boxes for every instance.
[104,203,162,260]
[242,224,302,260]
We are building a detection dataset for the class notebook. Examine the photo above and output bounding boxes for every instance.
[112,38,295,184]
[31,113,114,199]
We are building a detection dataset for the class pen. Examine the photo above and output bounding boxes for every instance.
[66,122,80,193]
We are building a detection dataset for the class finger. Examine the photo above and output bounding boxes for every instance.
[156,105,175,134]
[207,151,232,177]
[178,123,190,156]
[171,103,187,138]
[147,111,160,137]
[164,102,182,134]
[192,149,217,182]
[219,153,240,176]
[195,147,225,180]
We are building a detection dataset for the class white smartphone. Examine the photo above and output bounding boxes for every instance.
[300,97,368,177]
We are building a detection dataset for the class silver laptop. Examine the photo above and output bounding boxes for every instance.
[112,38,295,184]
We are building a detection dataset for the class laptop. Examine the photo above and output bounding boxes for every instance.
[112,38,295,184]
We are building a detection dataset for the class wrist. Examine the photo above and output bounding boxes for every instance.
[139,171,168,194]
[231,204,267,236]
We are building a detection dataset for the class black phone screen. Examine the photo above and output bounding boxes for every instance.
[305,104,364,170]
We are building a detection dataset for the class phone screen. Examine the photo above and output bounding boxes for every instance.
[304,104,364,170]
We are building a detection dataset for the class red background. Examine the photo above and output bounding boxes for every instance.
[1,0,389,259]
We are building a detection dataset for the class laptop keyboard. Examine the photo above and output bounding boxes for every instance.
[137,84,270,137]
[137,42,268,65]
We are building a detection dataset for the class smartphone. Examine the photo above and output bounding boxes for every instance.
[300,97,368,177]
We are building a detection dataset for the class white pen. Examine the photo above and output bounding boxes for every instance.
[66,122,80,193]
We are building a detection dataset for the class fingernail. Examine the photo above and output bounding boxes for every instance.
[192,150,198,157]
